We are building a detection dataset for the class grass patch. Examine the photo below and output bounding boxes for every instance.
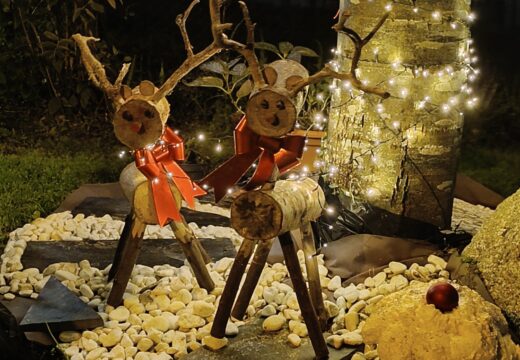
[0,149,127,246]
[459,144,520,197]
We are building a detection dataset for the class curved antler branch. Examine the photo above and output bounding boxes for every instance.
[290,65,390,98]
[289,10,390,98]
[176,0,200,58]
[72,34,130,101]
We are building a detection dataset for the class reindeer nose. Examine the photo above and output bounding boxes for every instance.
[129,122,144,134]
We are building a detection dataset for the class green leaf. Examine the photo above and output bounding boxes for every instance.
[236,79,252,99]
[89,1,105,13]
[254,41,279,55]
[278,41,294,58]
[84,8,96,19]
[106,0,117,9]
[43,31,59,42]
[184,76,224,89]
[80,89,91,109]
[200,61,225,75]
[229,63,247,76]
[292,46,319,58]
[287,51,301,63]
[47,97,61,115]
[72,6,81,22]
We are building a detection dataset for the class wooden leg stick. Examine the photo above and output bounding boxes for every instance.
[108,212,133,282]
[177,216,212,264]
[107,213,146,307]
[231,238,274,320]
[279,232,329,360]
[301,222,328,330]
[171,221,215,291]
[211,239,257,338]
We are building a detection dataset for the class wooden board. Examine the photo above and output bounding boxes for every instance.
[21,238,236,271]
[19,277,103,332]
[71,196,230,227]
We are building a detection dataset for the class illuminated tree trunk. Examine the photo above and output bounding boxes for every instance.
[325,0,473,228]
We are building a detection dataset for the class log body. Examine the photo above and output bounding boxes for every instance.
[230,178,325,241]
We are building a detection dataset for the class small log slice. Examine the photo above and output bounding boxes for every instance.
[113,81,171,149]
[230,178,325,241]
[245,88,296,137]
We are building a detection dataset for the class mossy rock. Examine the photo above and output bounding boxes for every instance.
[463,189,520,330]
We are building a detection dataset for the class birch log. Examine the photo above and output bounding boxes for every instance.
[230,178,325,241]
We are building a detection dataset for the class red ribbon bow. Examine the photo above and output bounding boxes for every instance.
[135,127,206,226]
[199,116,305,202]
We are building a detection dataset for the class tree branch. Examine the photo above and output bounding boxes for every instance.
[290,10,390,99]
[289,65,390,98]
[72,34,121,101]
[176,0,200,58]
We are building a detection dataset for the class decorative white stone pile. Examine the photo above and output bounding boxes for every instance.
[1,230,453,360]
[0,199,497,359]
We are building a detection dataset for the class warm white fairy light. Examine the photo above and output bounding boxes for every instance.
[432,11,441,21]
[392,120,400,129]
[325,206,335,214]
[215,143,222,153]
[197,133,205,141]
[384,3,392,12]
[118,151,126,159]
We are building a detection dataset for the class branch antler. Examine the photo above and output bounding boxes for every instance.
[152,0,265,102]
[289,10,390,98]
[72,34,131,101]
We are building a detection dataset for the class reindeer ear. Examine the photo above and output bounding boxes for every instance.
[263,66,278,86]
[285,75,304,92]
[139,80,156,96]
[120,85,133,100]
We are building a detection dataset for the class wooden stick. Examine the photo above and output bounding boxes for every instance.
[211,239,257,338]
[289,11,390,99]
[176,0,200,58]
[108,212,133,282]
[231,238,274,320]
[107,213,146,306]
[279,232,329,360]
[301,222,327,330]
[170,220,215,291]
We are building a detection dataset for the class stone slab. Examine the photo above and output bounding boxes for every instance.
[19,277,103,332]
[185,320,359,360]
[21,238,236,271]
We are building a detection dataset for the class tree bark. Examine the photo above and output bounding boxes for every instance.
[230,178,325,240]
[325,0,472,228]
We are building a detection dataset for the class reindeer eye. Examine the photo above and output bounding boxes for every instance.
[276,100,285,110]
[260,99,269,109]
[144,109,153,118]
[122,111,133,122]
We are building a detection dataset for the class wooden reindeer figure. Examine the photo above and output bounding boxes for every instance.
[203,8,391,360]
[72,0,266,307]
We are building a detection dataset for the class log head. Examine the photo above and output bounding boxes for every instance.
[245,88,296,137]
[231,190,283,241]
[113,81,171,149]
[133,180,182,225]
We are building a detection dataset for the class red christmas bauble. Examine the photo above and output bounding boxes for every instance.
[426,283,459,312]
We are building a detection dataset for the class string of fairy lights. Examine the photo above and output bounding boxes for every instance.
[117,0,480,229]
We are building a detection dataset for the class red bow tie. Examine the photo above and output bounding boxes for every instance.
[135,127,206,226]
[199,116,305,202]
